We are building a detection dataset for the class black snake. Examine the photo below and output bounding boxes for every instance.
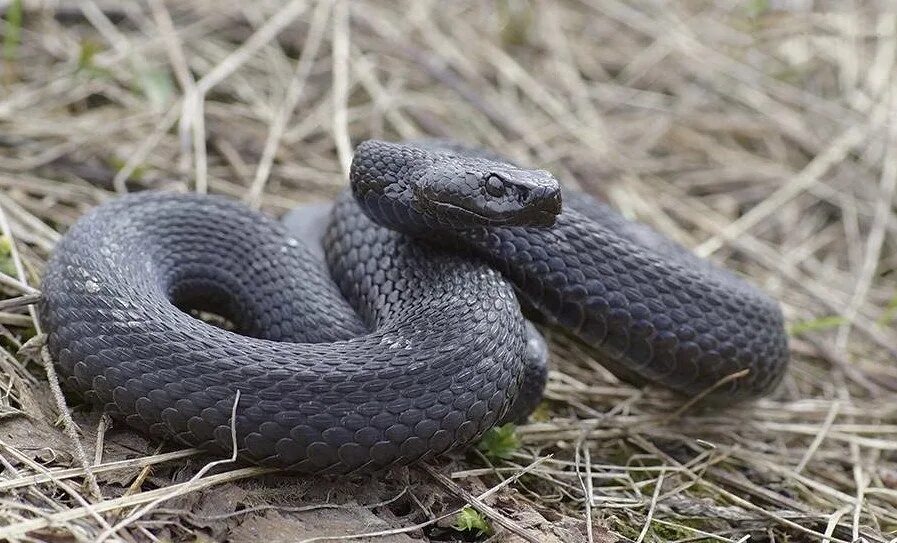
[40,140,789,473]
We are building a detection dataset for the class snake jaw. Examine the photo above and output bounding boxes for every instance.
[415,163,562,228]
[426,199,558,227]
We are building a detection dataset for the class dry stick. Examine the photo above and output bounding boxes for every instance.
[0,465,66,529]
[213,137,253,183]
[838,384,870,543]
[0,336,39,387]
[572,439,596,543]
[0,193,61,250]
[168,487,409,523]
[112,102,182,192]
[190,96,209,194]
[651,518,738,543]
[148,0,199,191]
[863,15,897,100]
[38,346,104,502]
[836,86,897,349]
[0,312,33,327]
[744,449,897,528]
[402,15,559,157]
[94,391,244,542]
[79,0,131,55]
[389,42,524,142]
[795,400,842,474]
[630,436,855,543]
[420,459,550,543]
[0,465,278,540]
[180,0,311,193]
[0,207,41,332]
[455,25,615,165]
[0,292,41,311]
[0,438,117,538]
[589,0,860,128]
[93,414,111,466]
[635,468,665,543]
[799,338,884,396]
[695,96,889,257]
[0,273,40,296]
[0,449,201,493]
[824,505,855,543]
[331,0,352,178]
[247,0,332,208]
[351,48,418,140]
[704,464,848,529]
[756,424,897,450]
[147,0,195,93]
[662,369,750,423]
[572,393,640,542]
[121,450,160,502]
[296,456,550,543]
[543,4,609,137]
[145,0,197,195]
[850,441,870,543]
[586,1,819,153]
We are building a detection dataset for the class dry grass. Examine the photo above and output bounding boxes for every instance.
[1,1,896,541]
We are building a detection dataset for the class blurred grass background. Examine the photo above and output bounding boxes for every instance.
[1,1,896,541]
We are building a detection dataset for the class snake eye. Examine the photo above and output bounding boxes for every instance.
[485,175,506,198]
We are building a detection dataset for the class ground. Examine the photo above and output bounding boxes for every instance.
[1,1,896,542]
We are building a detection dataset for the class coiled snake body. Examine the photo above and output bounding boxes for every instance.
[40,140,789,473]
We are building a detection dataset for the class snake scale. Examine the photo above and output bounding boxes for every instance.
[40,140,789,473]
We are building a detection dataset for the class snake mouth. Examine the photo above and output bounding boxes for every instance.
[422,172,563,228]
[430,200,558,227]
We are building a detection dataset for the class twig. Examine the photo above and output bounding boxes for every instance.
[635,467,665,543]
[247,0,332,207]
[421,461,547,543]
[331,0,352,178]
[38,345,104,501]
[94,390,244,542]
[0,292,41,311]
[179,0,311,192]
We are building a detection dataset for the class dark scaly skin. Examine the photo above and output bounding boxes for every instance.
[40,139,789,473]
[41,192,529,473]
[353,140,789,400]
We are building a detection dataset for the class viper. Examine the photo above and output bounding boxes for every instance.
[40,140,789,473]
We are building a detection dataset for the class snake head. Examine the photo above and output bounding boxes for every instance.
[414,154,562,228]
[351,140,562,231]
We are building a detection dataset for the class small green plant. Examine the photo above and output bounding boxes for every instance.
[134,65,174,109]
[879,294,897,326]
[76,39,119,81]
[789,315,848,336]
[77,39,103,72]
[453,506,491,537]
[528,401,551,422]
[3,0,23,62]
[477,423,520,461]
[106,156,147,181]
[497,0,533,47]
[0,235,17,276]
[745,0,769,18]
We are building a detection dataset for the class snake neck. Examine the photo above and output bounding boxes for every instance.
[350,142,431,235]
